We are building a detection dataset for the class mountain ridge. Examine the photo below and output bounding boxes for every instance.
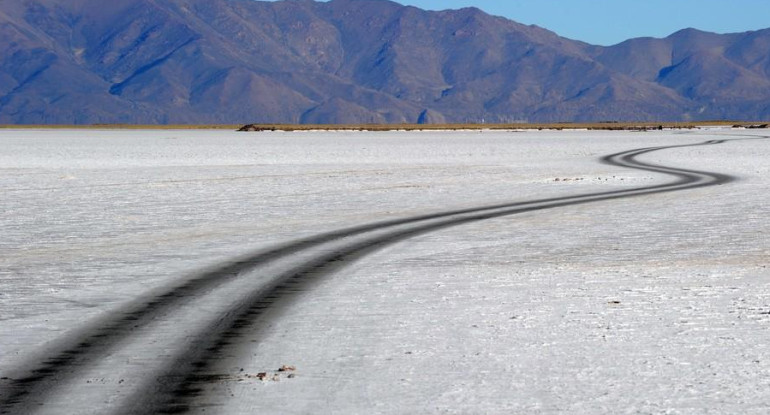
[1,0,769,124]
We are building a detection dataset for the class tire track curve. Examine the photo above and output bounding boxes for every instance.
[0,134,763,414]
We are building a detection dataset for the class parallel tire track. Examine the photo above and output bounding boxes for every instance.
[0,134,763,414]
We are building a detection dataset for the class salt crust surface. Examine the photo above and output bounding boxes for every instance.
[1,129,768,413]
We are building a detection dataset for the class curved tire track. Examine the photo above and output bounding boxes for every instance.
[0,134,763,414]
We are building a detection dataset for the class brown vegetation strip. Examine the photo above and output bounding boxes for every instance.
[237,121,747,132]
[1,121,767,132]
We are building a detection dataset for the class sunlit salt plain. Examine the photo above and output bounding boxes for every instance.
[1,129,769,414]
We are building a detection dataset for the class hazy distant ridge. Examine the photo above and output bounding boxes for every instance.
[2,0,769,124]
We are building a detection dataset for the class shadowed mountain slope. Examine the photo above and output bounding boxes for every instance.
[1,0,769,124]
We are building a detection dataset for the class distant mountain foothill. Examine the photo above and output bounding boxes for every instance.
[2,0,769,124]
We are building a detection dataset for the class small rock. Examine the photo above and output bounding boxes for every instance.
[287,374,296,379]
[239,124,277,132]
[278,365,296,372]
[256,372,268,381]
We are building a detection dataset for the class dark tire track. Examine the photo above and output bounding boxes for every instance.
[0,134,765,414]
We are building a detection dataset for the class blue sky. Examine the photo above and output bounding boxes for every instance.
[386,0,770,45]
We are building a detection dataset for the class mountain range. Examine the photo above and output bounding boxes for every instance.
[2,0,769,124]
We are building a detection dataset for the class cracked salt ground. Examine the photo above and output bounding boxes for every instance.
[0,128,768,414]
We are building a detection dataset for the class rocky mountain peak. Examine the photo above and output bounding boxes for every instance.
[1,0,768,124]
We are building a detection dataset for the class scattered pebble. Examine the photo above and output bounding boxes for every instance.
[243,366,299,382]
[554,177,585,182]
